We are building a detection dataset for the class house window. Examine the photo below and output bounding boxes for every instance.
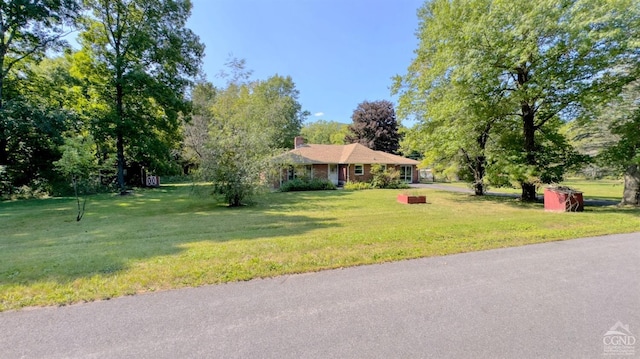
[354,164,364,176]
[303,165,313,179]
[287,165,313,180]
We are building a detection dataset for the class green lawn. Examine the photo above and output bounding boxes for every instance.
[1,183,638,311]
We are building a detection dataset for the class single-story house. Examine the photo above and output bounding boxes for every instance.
[274,137,420,187]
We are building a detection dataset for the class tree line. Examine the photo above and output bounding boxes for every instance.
[0,0,311,206]
[2,0,639,207]
[392,0,640,205]
[0,0,204,198]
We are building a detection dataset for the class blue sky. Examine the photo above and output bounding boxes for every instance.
[187,0,425,125]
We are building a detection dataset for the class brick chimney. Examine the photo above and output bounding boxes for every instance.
[294,136,305,149]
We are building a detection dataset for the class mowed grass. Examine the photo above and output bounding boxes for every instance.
[1,183,638,311]
[560,178,625,201]
[435,178,625,201]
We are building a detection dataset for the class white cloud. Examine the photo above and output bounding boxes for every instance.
[314,112,324,117]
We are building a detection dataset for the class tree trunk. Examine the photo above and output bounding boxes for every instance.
[521,103,537,202]
[0,59,8,166]
[473,155,485,196]
[621,165,640,206]
[473,181,484,196]
[116,131,126,194]
[521,182,537,201]
[472,124,491,196]
[116,80,126,194]
[516,65,538,202]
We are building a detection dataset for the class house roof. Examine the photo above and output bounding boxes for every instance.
[278,143,419,165]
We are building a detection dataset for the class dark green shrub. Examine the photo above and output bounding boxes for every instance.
[279,178,336,192]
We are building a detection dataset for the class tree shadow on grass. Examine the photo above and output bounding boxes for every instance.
[0,187,342,290]
[446,191,638,216]
[446,191,541,209]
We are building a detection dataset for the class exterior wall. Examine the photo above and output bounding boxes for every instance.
[344,164,418,184]
[275,163,419,187]
[312,164,328,180]
[348,164,374,183]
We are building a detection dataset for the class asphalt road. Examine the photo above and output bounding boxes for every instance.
[1,233,639,359]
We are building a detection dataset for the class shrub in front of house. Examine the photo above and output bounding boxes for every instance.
[279,178,336,192]
[370,164,409,189]
[344,181,373,190]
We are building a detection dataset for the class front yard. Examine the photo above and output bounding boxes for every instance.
[1,183,638,311]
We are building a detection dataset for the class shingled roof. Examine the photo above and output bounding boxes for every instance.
[279,143,419,165]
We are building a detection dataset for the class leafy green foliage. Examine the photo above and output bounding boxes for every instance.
[196,65,308,206]
[488,118,588,187]
[252,75,308,150]
[279,178,336,192]
[77,0,204,192]
[0,165,10,197]
[394,0,640,201]
[0,0,79,168]
[346,100,401,154]
[597,83,640,205]
[343,181,373,190]
[370,164,407,189]
[54,134,100,181]
[301,120,349,145]
[54,134,104,220]
[561,118,618,178]
[0,9,82,197]
[53,133,115,194]
[202,124,272,207]
[0,95,70,196]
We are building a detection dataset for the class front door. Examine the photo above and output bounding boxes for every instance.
[329,164,339,186]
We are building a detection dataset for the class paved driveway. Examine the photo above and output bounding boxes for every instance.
[1,233,639,358]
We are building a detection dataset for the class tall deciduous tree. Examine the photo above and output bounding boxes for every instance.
[181,81,216,172]
[401,69,514,195]
[346,100,401,154]
[394,0,640,201]
[0,0,79,185]
[301,120,349,145]
[194,69,308,206]
[78,0,204,193]
[251,75,307,150]
[605,112,640,205]
[0,55,80,195]
[596,81,640,205]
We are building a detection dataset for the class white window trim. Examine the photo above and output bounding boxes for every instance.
[400,165,413,183]
[354,164,364,176]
